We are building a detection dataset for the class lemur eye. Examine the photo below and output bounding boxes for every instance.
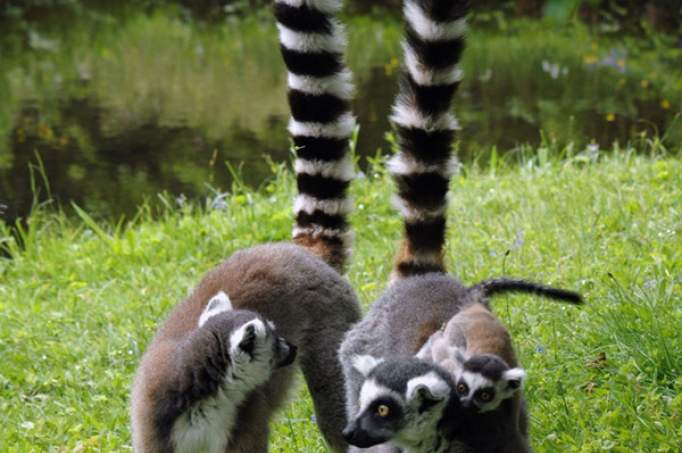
[456,383,469,395]
[478,391,493,402]
[377,404,390,417]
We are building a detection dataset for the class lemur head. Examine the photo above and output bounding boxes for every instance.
[343,355,456,450]
[199,291,297,371]
[452,349,525,413]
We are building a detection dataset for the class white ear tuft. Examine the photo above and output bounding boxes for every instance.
[431,340,451,363]
[503,368,526,390]
[415,336,435,361]
[198,291,233,327]
[443,347,464,371]
[453,346,468,365]
[406,372,451,403]
[352,355,383,377]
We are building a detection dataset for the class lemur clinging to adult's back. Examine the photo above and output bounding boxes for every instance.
[339,1,582,451]
[416,280,581,416]
[130,1,361,451]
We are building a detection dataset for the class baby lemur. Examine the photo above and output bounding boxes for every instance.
[417,280,582,414]
[340,0,583,452]
[131,1,361,451]
[417,302,526,414]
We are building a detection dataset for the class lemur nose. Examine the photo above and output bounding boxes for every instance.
[342,425,355,442]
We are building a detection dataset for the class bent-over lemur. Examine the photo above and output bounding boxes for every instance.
[131,1,361,451]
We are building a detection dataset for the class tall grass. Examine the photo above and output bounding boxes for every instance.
[1,148,680,451]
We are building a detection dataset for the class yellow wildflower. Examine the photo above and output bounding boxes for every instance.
[583,55,598,65]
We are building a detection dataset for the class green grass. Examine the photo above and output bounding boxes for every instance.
[1,148,681,451]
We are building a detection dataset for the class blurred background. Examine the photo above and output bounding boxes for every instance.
[1,0,680,226]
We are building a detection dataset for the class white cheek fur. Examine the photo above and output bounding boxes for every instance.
[358,379,402,414]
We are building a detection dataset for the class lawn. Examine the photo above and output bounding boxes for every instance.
[0,147,680,451]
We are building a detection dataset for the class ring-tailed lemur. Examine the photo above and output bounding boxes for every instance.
[417,303,527,413]
[343,356,463,453]
[131,2,361,451]
[339,0,582,451]
[417,279,583,414]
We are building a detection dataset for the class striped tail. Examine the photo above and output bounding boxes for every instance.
[389,0,469,279]
[471,278,584,305]
[274,0,356,273]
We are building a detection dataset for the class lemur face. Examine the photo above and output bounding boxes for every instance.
[228,316,297,371]
[453,352,525,413]
[199,291,297,371]
[343,356,454,449]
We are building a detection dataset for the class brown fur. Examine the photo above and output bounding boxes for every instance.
[449,303,518,367]
[392,241,446,281]
[131,243,360,452]
[414,319,445,355]
[426,301,529,452]
[294,234,347,273]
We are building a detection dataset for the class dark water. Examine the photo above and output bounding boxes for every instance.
[1,13,679,226]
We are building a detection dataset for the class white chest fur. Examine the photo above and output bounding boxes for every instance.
[170,368,266,453]
[170,384,237,453]
[170,315,274,453]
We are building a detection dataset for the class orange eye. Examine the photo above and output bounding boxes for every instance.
[377,404,390,417]
[456,383,468,395]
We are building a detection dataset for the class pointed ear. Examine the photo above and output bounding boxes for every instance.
[198,291,233,327]
[406,372,451,405]
[453,347,468,365]
[415,337,434,361]
[503,368,526,390]
[352,355,383,377]
[442,347,464,372]
[431,342,450,363]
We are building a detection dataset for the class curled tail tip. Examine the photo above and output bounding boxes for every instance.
[557,289,584,304]
[475,278,585,305]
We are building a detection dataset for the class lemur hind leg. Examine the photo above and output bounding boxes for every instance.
[226,392,271,453]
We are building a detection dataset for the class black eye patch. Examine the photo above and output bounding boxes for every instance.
[456,381,469,395]
[370,398,402,420]
[507,379,522,390]
[474,388,495,402]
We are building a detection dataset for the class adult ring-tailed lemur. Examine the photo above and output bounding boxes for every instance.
[339,1,583,452]
[130,1,361,452]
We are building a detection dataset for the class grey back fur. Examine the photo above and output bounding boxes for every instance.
[340,274,473,452]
